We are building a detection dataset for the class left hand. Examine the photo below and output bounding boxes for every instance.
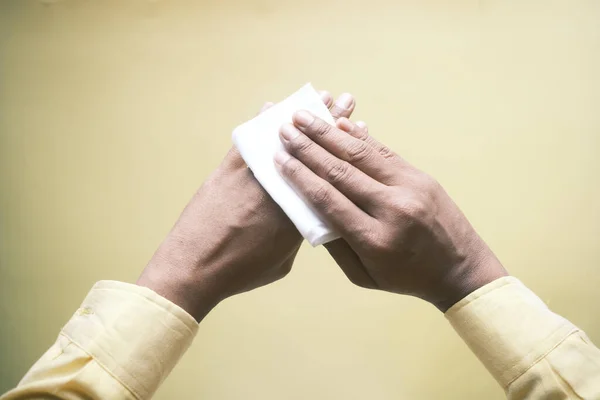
[137,92,356,321]
[274,112,507,311]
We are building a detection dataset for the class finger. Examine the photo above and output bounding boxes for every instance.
[324,239,377,289]
[274,151,374,241]
[279,123,384,211]
[292,110,392,183]
[319,90,333,108]
[337,118,399,162]
[329,92,355,120]
[259,101,275,114]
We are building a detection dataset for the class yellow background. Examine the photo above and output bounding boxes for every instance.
[1,1,599,398]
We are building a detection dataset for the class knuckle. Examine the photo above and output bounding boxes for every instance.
[310,121,333,139]
[288,136,314,156]
[353,127,369,140]
[421,174,443,204]
[309,184,332,206]
[396,197,428,222]
[330,105,349,120]
[421,173,441,192]
[362,229,393,255]
[345,140,372,163]
[324,160,351,183]
[281,159,302,178]
[355,224,379,247]
[377,144,396,160]
[419,174,440,198]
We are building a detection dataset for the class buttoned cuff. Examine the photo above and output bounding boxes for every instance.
[61,281,198,399]
[445,276,578,388]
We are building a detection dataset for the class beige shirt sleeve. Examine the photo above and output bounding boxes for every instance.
[1,281,198,400]
[3,277,599,399]
[446,276,600,399]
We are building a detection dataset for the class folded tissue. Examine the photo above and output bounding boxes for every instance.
[232,83,340,246]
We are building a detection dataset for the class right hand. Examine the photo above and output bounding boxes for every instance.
[137,92,357,321]
[274,111,508,311]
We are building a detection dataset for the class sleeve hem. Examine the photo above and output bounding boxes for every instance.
[445,276,520,316]
[91,280,198,332]
[445,276,577,387]
[506,327,580,388]
[61,281,199,399]
[59,331,142,400]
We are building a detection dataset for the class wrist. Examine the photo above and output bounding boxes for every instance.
[435,239,508,312]
[137,235,224,322]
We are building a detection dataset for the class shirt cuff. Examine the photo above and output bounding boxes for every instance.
[445,276,578,388]
[61,281,199,399]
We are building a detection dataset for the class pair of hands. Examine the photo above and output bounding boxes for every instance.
[137,92,507,321]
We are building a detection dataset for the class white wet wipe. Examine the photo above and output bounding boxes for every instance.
[232,83,339,246]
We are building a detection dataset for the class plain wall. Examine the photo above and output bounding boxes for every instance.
[1,1,599,398]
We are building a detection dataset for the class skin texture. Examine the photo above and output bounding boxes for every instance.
[275,111,508,311]
[136,92,356,321]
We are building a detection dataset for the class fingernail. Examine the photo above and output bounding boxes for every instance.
[274,151,291,166]
[280,124,300,141]
[293,110,314,128]
[260,102,274,112]
[356,121,367,129]
[336,117,354,132]
[319,90,332,105]
[335,93,354,109]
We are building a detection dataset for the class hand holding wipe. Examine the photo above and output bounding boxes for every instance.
[232,84,339,246]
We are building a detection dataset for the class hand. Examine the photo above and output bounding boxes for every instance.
[137,92,357,321]
[274,111,508,311]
